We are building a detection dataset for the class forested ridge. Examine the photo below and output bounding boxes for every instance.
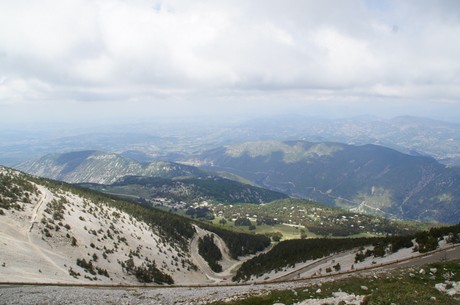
[97,175,288,204]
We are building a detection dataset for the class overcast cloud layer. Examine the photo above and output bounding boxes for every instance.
[1,0,459,124]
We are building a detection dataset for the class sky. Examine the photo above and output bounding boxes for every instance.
[1,0,460,126]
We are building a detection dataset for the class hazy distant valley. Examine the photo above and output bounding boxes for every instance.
[3,115,460,304]
[2,116,460,167]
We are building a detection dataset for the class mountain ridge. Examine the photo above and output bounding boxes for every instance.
[16,150,206,184]
[194,140,460,223]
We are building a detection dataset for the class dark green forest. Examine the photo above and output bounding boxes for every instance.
[199,221,271,259]
[198,234,223,272]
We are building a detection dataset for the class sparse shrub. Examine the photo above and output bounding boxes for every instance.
[118,236,128,246]
[272,232,283,242]
[96,267,109,277]
[121,258,173,284]
[76,258,96,275]
[43,228,52,238]
[415,231,439,253]
[234,217,251,227]
[300,229,307,239]
[355,249,373,263]
[68,267,80,278]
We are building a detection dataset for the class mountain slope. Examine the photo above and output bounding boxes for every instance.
[16,150,206,184]
[194,140,460,223]
[0,166,269,285]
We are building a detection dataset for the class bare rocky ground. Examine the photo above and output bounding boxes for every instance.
[0,278,335,305]
[5,268,460,305]
[3,247,460,305]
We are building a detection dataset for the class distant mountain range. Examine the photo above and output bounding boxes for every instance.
[192,140,460,223]
[2,115,460,167]
[237,115,460,166]
[16,150,205,184]
[15,142,460,223]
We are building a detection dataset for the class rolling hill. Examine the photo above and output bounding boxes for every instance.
[193,140,460,223]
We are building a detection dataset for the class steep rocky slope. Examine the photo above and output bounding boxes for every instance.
[0,166,266,285]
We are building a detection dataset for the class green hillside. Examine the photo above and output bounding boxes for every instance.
[212,199,430,238]
[83,175,288,205]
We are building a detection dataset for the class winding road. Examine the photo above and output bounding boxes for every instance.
[189,226,244,283]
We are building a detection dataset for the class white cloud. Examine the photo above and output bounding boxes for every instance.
[0,0,459,123]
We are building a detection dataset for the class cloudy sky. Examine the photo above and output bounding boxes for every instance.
[1,0,459,125]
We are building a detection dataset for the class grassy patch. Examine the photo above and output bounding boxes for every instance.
[212,259,460,305]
